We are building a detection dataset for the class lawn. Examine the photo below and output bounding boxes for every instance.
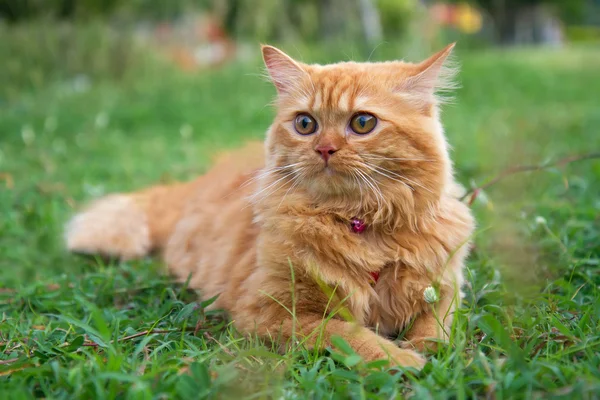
[1,42,600,399]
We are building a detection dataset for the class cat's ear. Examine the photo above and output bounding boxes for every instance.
[261,45,306,95]
[397,43,458,104]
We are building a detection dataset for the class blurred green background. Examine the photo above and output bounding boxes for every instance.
[1,1,600,398]
[1,0,599,100]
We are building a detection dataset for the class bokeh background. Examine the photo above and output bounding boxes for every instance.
[2,0,598,283]
[1,1,600,398]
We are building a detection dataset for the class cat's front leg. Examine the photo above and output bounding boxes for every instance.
[270,314,426,370]
[402,287,457,352]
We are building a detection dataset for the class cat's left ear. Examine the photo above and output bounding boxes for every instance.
[397,43,458,104]
[261,45,306,95]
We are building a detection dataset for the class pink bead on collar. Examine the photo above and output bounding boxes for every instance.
[350,217,366,234]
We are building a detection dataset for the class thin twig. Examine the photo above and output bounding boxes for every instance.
[3,343,23,355]
[461,152,600,203]
[82,327,198,347]
[0,358,19,365]
[203,331,235,357]
[79,327,236,358]
[118,328,195,342]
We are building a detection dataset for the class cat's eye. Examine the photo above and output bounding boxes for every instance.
[350,113,377,135]
[294,114,317,135]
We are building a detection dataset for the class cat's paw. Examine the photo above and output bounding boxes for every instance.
[388,346,426,370]
[401,337,445,353]
[360,341,426,370]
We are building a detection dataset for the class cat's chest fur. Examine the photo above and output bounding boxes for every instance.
[342,230,428,333]
[294,217,427,333]
[260,204,436,335]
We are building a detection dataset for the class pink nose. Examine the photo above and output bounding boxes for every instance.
[315,145,338,163]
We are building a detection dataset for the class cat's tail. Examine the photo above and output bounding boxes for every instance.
[65,181,196,260]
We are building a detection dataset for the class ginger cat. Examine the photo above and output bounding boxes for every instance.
[66,44,474,370]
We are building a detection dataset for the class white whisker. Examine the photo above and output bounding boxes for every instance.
[364,162,433,194]
[362,155,434,162]
[350,171,364,208]
[355,169,384,210]
[246,170,297,208]
[393,173,433,194]
[221,162,303,200]
[276,170,304,212]
[362,163,415,192]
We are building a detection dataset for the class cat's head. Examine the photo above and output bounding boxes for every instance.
[260,45,457,220]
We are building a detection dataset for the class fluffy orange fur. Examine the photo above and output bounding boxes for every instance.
[66,44,474,370]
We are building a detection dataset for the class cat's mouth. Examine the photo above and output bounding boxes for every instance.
[323,166,336,176]
[311,160,359,180]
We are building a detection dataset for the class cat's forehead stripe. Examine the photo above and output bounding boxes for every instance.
[308,78,357,113]
[353,96,370,111]
[310,89,322,111]
[337,91,351,112]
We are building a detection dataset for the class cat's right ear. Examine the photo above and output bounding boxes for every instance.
[395,43,458,106]
[261,45,305,95]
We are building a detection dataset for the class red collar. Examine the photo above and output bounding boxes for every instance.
[369,271,380,286]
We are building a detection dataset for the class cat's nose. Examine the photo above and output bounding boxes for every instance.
[315,145,338,163]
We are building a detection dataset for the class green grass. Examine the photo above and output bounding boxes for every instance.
[1,42,600,399]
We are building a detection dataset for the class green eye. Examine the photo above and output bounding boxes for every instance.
[294,113,317,135]
[350,113,377,135]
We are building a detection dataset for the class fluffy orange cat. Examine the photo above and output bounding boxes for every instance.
[66,44,474,370]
